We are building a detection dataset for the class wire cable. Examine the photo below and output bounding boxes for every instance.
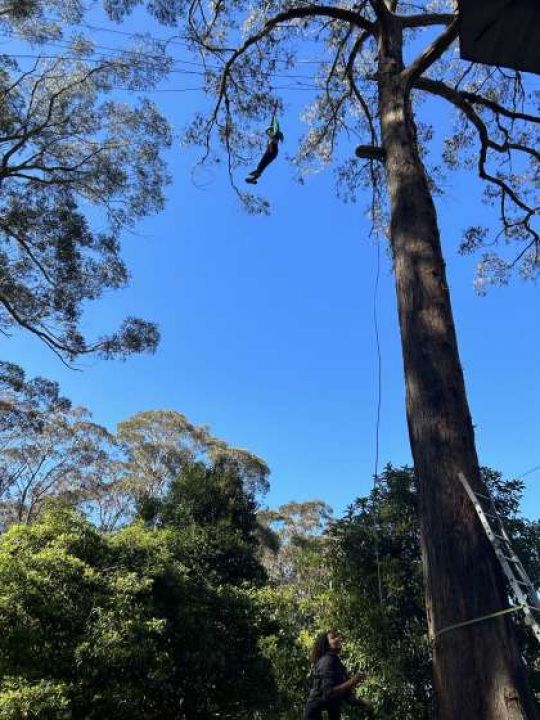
[518,465,540,479]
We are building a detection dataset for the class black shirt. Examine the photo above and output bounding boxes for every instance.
[307,652,348,704]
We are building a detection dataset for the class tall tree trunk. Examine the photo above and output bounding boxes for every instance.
[377,21,538,720]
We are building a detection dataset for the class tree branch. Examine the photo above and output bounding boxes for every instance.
[400,13,456,28]
[402,18,459,86]
[0,292,78,366]
[414,76,538,245]
[367,0,393,25]
[345,30,378,145]
[208,5,375,134]
[459,91,540,126]
[0,224,55,285]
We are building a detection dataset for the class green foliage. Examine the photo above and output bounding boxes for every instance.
[0,461,276,718]
[259,500,333,582]
[0,678,70,720]
[328,465,540,718]
[329,466,431,719]
[0,6,172,360]
[0,1,84,43]
[0,364,117,528]
[254,585,313,719]
[254,466,540,719]
[118,410,270,500]
[255,501,337,718]
[1,389,537,720]
[148,462,266,585]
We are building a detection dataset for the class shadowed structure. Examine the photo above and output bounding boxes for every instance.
[458,0,540,74]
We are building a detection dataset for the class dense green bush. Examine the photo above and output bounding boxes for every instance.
[0,464,275,718]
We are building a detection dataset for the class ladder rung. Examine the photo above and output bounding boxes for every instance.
[460,471,540,647]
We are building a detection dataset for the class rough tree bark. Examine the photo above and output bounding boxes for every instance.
[378,16,539,720]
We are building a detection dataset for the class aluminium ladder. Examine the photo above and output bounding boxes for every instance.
[458,472,540,644]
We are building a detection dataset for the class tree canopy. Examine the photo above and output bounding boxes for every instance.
[0,0,172,361]
[2,2,539,717]
[96,0,539,287]
[0,463,276,719]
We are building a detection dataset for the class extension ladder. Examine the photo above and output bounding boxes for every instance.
[458,472,540,644]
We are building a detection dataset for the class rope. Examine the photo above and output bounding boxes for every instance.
[372,237,383,604]
[431,604,526,643]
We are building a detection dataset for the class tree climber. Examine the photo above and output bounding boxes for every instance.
[245,111,284,184]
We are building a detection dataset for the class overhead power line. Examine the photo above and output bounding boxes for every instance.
[0,52,320,90]
[0,49,321,92]
[0,37,321,81]
[0,19,326,65]
[518,465,540,479]
[82,22,326,65]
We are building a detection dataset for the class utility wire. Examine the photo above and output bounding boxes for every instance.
[0,19,329,65]
[0,46,322,81]
[0,51,321,91]
[82,22,327,65]
[518,465,540,479]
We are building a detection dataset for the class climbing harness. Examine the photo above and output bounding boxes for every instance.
[432,473,540,644]
[266,108,283,140]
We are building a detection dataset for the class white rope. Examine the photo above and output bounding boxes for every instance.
[431,604,527,643]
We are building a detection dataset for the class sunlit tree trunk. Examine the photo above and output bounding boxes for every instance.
[377,18,538,720]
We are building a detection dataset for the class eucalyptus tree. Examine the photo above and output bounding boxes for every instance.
[0,364,117,527]
[117,409,270,503]
[259,500,333,583]
[330,465,540,718]
[104,0,539,716]
[0,0,172,361]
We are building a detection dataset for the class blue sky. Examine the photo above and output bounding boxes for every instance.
[4,7,540,519]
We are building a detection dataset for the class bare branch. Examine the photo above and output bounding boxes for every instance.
[1,58,40,98]
[345,30,378,145]
[415,77,540,162]
[403,18,459,86]
[401,13,456,28]
[0,224,55,284]
[0,292,77,366]
[414,76,538,251]
[459,91,540,126]
[208,6,375,135]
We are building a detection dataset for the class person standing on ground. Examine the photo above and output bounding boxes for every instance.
[303,630,371,719]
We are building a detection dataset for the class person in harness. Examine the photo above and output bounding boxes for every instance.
[303,630,371,720]
[245,111,284,185]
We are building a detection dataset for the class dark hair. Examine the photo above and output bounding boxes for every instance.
[310,630,335,665]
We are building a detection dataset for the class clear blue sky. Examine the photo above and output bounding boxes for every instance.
[5,7,540,519]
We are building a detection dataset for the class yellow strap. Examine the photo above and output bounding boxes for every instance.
[431,604,526,643]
